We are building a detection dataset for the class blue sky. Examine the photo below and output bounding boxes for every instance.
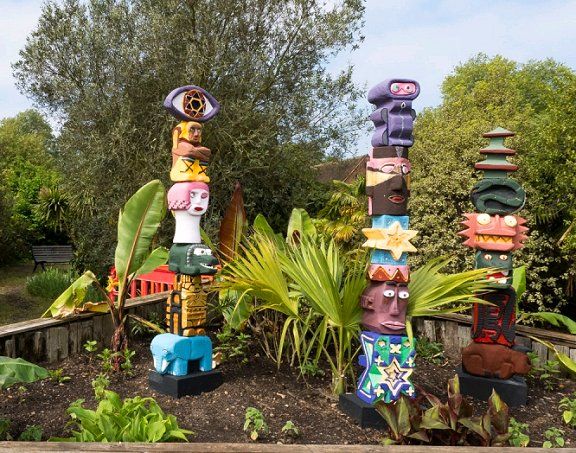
[1,0,575,148]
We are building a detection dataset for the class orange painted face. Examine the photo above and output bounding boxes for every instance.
[458,213,528,251]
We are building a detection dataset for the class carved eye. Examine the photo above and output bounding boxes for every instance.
[398,290,409,299]
[401,164,410,174]
[499,254,508,260]
[380,163,396,173]
[201,192,208,199]
[477,213,491,225]
[193,248,208,256]
[504,216,517,227]
[403,84,414,93]
[383,289,395,298]
[164,85,220,122]
[484,254,492,260]
[390,83,400,93]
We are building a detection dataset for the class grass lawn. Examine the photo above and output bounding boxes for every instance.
[0,263,56,325]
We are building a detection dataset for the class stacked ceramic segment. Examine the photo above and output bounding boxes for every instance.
[150,85,220,377]
[356,79,420,405]
[458,128,531,380]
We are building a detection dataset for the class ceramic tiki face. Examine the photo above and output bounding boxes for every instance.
[164,85,220,122]
[471,178,526,215]
[475,250,513,286]
[171,121,212,165]
[459,213,528,251]
[360,281,409,334]
[366,173,409,216]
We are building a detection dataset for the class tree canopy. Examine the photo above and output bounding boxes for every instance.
[410,54,576,314]
[13,0,366,272]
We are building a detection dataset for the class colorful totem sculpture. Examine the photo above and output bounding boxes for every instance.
[356,79,420,405]
[458,128,531,402]
[149,85,223,397]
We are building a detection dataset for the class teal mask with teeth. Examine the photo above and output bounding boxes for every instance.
[475,250,513,286]
[169,243,219,276]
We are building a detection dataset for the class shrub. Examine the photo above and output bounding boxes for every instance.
[26,268,101,302]
[52,390,192,442]
[18,425,43,441]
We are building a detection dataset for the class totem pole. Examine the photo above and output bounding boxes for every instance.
[458,128,531,406]
[348,79,420,415]
[149,86,223,398]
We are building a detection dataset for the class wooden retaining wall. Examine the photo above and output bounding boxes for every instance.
[0,293,166,364]
[413,313,576,366]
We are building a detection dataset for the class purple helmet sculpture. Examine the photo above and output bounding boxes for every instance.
[368,79,420,148]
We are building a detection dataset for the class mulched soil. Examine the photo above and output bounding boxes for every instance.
[1,336,575,447]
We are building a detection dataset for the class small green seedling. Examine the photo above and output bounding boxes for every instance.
[559,393,576,428]
[0,418,12,441]
[48,368,71,384]
[543,427,565,448]
[508,417,529,447]
[83,340,98,353]
[244,407,269,441]
[281,420,300,437]
[91,374,110,400]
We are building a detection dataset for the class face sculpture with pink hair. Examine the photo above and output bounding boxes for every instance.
[168,182,209,244]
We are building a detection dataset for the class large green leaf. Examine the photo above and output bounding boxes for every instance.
[41,271,98,318]
[521,312,576,334]
[115,180,166,297]
[0,357,49,389]
[286,208,316,244]
[131,247,169,280]
[512,266,526,302]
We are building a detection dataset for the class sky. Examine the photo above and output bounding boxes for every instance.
[1,0,575,148]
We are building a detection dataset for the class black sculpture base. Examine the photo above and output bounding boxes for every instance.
[339,393,386,429]
[457,367,527,407]
[149,369,223,399]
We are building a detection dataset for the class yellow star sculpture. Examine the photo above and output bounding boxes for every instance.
[362,221,418,260]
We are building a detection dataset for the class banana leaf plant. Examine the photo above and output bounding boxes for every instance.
[42,180,168,362]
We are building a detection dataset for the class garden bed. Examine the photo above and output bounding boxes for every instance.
[1,337,575,447]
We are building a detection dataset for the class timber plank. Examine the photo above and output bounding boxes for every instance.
[0,442,559,452]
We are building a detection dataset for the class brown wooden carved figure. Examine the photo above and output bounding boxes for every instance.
[472,287,516,347]
[462,343,530,379]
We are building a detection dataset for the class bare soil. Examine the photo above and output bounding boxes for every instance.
[0,337,574,447]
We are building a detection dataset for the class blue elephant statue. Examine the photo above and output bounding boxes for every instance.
[150,333,213,376]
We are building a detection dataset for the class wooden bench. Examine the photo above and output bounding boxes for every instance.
[31,245,74,272]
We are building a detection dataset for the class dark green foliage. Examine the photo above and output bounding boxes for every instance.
[52,390,192,442]
[415,338,445,365]
[0,418,11,441]
[26,268,79,300]
[527,352,562,391]
[375,375,510,446]
[0,110,64,265]
[13,0,366,274]
[18,425,43,442]
[410,54,576,315]
[215,326,251,365]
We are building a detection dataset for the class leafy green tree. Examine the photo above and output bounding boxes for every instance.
[13,0,366,273]
[410,54,576,315]
[0,110,63,264]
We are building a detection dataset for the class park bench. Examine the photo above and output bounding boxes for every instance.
[31,245,74,272]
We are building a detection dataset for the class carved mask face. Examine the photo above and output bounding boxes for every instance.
[360,281,409,334]
[459,213,528,251]
[187,188,209,216]
[366,173,409,216]
[471,178,526,215]
[475,251,513,286]
[177,121,203,145]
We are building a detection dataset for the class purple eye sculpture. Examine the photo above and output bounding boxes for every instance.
[149,85,223,399]
[368,79,420,148]
[458,128,531,407]
[341,78,419,426]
